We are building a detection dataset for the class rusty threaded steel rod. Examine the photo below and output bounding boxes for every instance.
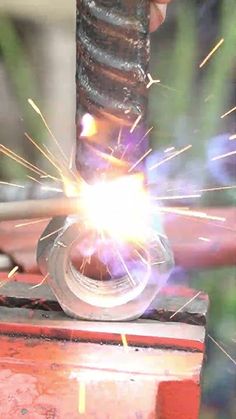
[76,0,150,181]
[0,197,80,221]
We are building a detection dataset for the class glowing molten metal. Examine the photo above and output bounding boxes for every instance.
[80,174,150,243]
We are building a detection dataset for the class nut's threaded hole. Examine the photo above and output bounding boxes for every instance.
[67,239,150,308]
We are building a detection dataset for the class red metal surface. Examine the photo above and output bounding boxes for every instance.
[0,322,204,353]
[164,207,236,268]
[157,380,200,419]
[0,272,207,418]
[0,266,207,418]
[0,272,42,285]
[0,208,235,273]
[0,334,203,418]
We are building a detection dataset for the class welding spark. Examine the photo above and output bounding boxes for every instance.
[135,126,154,149]
[220,106,236,119]
[199,38,224,68]
[28,98,68,163]
[204,94,214,103]
[134,249,149,266]
[28,98,42,115]
[152,193,201,201]
[128,148,152,172]
[0,144,47,177]
[80,257,88,274]
[211,150,236,161]
[0,266,20,289]
[196,185,236,192]
[229,134,236,140]
[78,381,86,415]
[117,127,122,145]
[108,146,114,154]
[30,273,49,289]
[158,83,179,93]
[43,143,77,180]
[8,265,19,279]
[0,180,24,189]
[39,227,64,242]
[198,237,211,242]
[116,248,136,287]
[156,207,226,222]
[57,241,67,248]
[149,145,192,171]
[208,334,236,366]
[27,175,43,185]
[41,186,64,193]
[130,114,142,133]
[170,291,202,319]
[15,219,50,228]
[152,259,168,266]
[121,333,128,348]
[164,147,175,153]
[146,73,160,89]
[25,133,63,176]
[69,144,75,169]
[120,144,130,160]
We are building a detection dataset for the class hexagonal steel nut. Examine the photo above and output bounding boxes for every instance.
[37,216,173,321]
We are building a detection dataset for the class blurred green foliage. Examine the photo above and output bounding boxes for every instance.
[150,0,236,146]
[0,15,42,177]
[150,0,236,206]
[199,0,236,142]
[150,1,236,416]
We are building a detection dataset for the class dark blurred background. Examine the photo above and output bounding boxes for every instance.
[0,1,235,417]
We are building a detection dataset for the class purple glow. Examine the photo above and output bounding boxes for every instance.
[207,133,236,186]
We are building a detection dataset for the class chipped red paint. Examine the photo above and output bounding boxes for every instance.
[0,208,235,273]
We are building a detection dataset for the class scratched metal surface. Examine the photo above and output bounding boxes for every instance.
[0,277,208,330]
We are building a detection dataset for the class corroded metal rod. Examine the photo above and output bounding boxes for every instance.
[76,0,150,180]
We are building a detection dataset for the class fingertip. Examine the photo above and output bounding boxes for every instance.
[150,3,167,32]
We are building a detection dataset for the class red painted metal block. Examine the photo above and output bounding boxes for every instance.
[0,274,207,418]
[0,335,203,418]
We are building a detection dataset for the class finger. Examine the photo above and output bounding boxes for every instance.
[150,2,167,32]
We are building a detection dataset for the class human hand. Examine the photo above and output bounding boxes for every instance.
[150,0,172,32]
